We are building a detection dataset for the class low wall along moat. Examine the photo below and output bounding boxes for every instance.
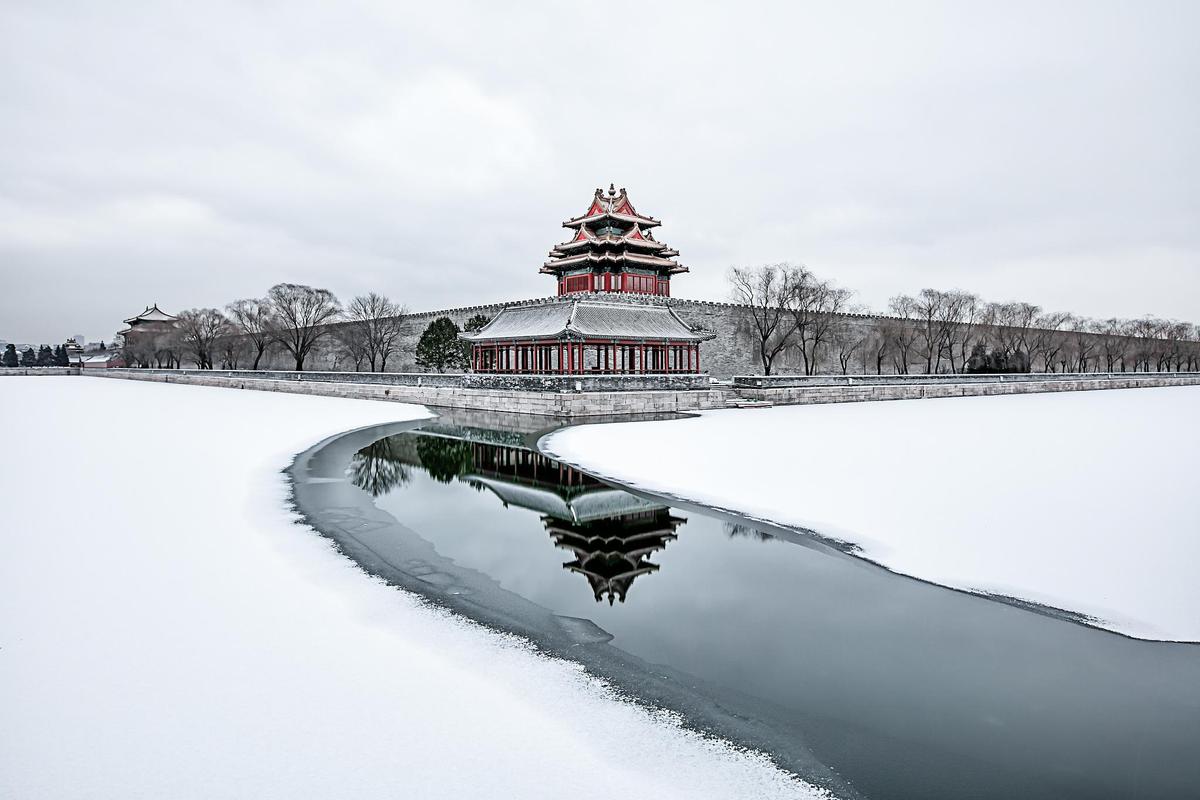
[71,368,1200,418]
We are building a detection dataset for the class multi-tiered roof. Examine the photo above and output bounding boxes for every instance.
[117,304,178,337]
[543,185,687,296]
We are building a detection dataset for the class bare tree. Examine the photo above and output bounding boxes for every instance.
[1095,318,1131,371]
[1127,317,1165,371]
[226,298,274,370]
[118,331,152,368]
[176,308,228,369]
[1030,311,1071,372]
[983,301,1039,372]
[152,328,183,369]
[341,293,406,372]
[266,283,342,371]
[895,289,945,373]
[790,270,852,375]
[863,324,891,374]
[886,297,920,374]
[335,324,370,371]
[941,290,980,373]
[217,326,250,369]
[1061,316,1096,373]
[729,264,799,375]
[831,315,867,374]
[1163,321,1195,371]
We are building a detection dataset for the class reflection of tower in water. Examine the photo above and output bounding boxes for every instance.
[466,441,683,604]
[546,509,683,604]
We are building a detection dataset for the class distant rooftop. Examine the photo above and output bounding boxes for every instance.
[122,304,178,325]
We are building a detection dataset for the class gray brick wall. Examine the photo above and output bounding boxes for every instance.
[230,292,1197,379]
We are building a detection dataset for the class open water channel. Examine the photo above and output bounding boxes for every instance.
[290,411,1200,800]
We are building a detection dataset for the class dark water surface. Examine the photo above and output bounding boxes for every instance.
[290,415,1200,800]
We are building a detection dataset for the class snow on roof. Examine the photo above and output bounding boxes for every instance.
[460,300,714,343]
[564,185,662,228]
[122,304,177,324]
[467,476,664,523]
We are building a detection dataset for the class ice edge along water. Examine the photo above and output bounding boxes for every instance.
[543,387,1200,644]
[0,377,826,800]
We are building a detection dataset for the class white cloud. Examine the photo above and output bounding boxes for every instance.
[1,0,1197,341]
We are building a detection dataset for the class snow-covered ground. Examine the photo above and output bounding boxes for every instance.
[0,377,821,800]
[543,387,1200,643]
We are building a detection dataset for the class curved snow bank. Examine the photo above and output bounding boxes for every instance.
[543,387,1200,643]
[0,378,823,800]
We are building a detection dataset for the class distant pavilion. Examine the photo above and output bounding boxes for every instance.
[462,186,713,375]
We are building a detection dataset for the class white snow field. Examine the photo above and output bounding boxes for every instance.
[544,386,1200,643]
[0,377,822,800]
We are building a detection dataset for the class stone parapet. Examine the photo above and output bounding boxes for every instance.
[0,367,79,376]
[72,368,1200,416]
[103,369,712,393]
[120,368,465,388]
[86,370,728,418]
[733,373,1200,404]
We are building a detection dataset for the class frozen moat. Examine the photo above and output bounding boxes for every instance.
[291,413,1200,800]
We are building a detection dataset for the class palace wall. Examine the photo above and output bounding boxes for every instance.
[234,292,1195,379]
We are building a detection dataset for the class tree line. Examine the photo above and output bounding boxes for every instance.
[730,263,1200,375]
[2,343,76,368]
[121,283,491,373]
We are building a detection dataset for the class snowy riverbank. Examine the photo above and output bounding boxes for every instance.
[543,387,1200,642]
[0,377,821,800]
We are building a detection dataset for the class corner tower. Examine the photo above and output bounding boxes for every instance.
[542,184,687,296]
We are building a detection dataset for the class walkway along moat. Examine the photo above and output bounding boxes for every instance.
[289,412,1200,800]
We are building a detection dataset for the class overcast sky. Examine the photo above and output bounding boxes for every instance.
[2,1,1197,343]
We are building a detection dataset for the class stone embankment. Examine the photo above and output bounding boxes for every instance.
[732,372,1200,404]
[87,369,727,417]
[43,368,1200,418]
[0,367,79,376]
